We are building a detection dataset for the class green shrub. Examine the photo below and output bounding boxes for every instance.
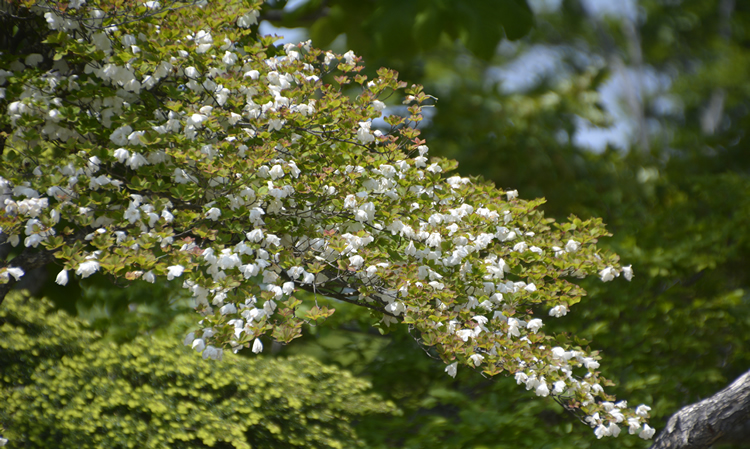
[0,291,100,388]
[0,293,397,448]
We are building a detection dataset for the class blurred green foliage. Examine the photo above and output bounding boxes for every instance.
[42,271,197,344]
[262,0,534,63]
[0,292,397,448]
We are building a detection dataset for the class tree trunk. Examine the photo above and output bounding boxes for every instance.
[649,370,750,449]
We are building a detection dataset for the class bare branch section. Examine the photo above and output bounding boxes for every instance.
[650,370,750,449]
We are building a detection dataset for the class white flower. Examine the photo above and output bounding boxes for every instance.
[220,303,237,315]
[627,418,641,434]
[639,424,656,440]
[349,255,364,269]
[635,405,651,417]
[288,161,301,177]
[269,164,284,179]
[287,266,304,280]
[247,229,264,242]
[356,121,375,143]
[109,125,132,146]
[428,281,444,290]
[252,338,263,353]
[161,209,174,223]
[623,265,634,281]
[599,266,616,282]
[167,265,184,280]
[114,147,129,163]
[472,315,489,325]
[535,381,550,397]
[456,329,473,342]
[507,318,522,337]
[565,239,580,253]
[192,338,206,352]
[426,163,442,174]
[609,409,625,423]
[372,100,386,111]
[268,118,284,131]
[124,206,140,223]
[527,318,543,333]
[228,112,242,125]
[469,354,484,366]
[354,202,375,222]
[75,261,99,278]
[55,269,69,286]
[237,11,259,28]
[204,346,223,361]
[549,305,568,317]
[263,299,277,315]
[0,267,23,282]
[127,131,145,146]
[343,50,356,65]
[506,190,518,200]
[445,362,458,378]
[426,232,442,248]
[222,51,237,66]
[248,207,265,224]
[188,113,208,127]
[143,271,156,283]
[583,357,600,370]
[126,152,149,169]
[205,207,221,221]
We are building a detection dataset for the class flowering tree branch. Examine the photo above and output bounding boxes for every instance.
[0,0,653,441]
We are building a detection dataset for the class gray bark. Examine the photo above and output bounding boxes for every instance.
[649,370,750,449]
